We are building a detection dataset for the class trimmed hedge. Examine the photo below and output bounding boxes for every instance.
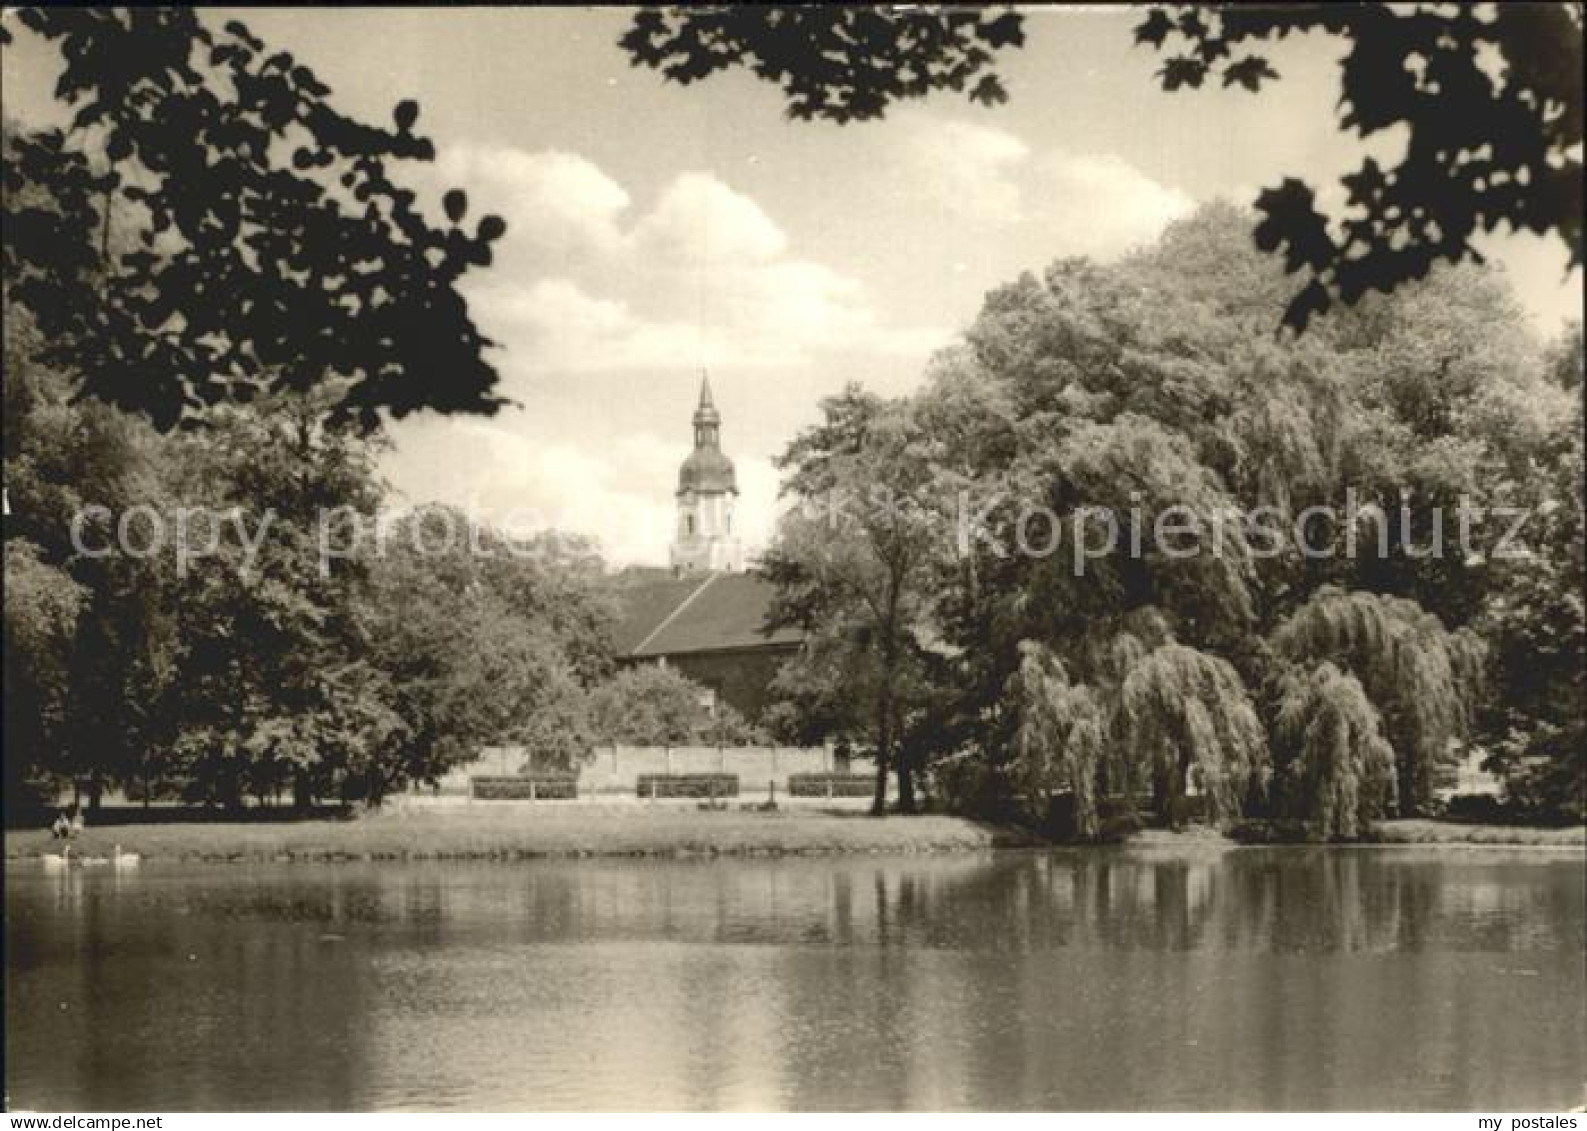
[470,775,579,801]
[637,773,739,799]
[788,773,874,798]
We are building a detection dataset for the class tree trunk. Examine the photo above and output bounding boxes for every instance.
[1152,749,1188,828]
[897,747,917,814]
[292,768,312,814]
[1396,753,1418,818]
[874,581,904,817]
[870,739,889,817]
[872,669,895,816]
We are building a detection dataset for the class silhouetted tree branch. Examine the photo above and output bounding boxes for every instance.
[1138,4,1582,328]
[3,8,509,431]
[619,5,1023,123]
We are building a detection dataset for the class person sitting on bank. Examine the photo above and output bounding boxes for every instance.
[68,810,85,838]
[51,812,70,839]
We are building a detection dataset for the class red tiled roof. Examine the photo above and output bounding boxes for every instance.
[622,572,802,657]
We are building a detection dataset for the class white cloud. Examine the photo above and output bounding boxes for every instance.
[443,146,951,373]
[1474,230,1584,337]
[1035,151,1194,259]
[413,422,678,565]
[472,269,940,376]
[890,113,1192,259]
[435,144,630,253]
[469,278,699,371]
[631,172,788,265]
[898,112,1030,222]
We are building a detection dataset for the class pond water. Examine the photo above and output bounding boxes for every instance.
[5,848,1584,1111]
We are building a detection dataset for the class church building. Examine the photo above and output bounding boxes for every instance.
[611,375,801,722]
[670,375,743,573]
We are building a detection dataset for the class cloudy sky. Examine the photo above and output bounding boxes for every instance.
[5,7,1580,565]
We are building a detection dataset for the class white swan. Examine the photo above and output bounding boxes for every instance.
[113,845,141,869]
[80,851,110,867]
[41,845,71,872]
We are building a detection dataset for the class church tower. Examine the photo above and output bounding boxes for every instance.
[670,373,743,573]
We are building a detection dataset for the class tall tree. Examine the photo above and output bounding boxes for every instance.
[1476,392,1586,820]
[157,390,391,809]
[764,389,948,813]
[920,204,1558,815]
[362,507,616,784]
[3,273,174,811]
[2,541,87,817]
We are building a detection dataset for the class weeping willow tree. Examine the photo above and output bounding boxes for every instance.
[1215,339,1350,515]
[1083,607,1175,689]
[1272,662,1397,839]
[1009,641,1109,838]
[1271,587,1485,816]
[1116,643,1268,826]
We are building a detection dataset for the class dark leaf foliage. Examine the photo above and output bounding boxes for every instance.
[619,5,1024,123]
[4,8,509,431]
[1138,3,1583,329]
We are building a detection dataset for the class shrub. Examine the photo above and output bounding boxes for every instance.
[636,773,739,799]
[1227,818,1314,844]
[930,749,1017,817]
[1093,796,1146,843]
[588,667,766,747]
[787,773,874,798]
[1443,792,1511,825]
[470,774,579,801]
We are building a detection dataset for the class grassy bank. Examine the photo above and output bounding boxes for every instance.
[4,803,1039,862]
[8,806,1579,864]
[1370,819,1585,847]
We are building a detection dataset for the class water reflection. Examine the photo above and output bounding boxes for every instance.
[6,848,1584,1111]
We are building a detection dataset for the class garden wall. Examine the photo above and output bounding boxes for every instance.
[427,744,879,798]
